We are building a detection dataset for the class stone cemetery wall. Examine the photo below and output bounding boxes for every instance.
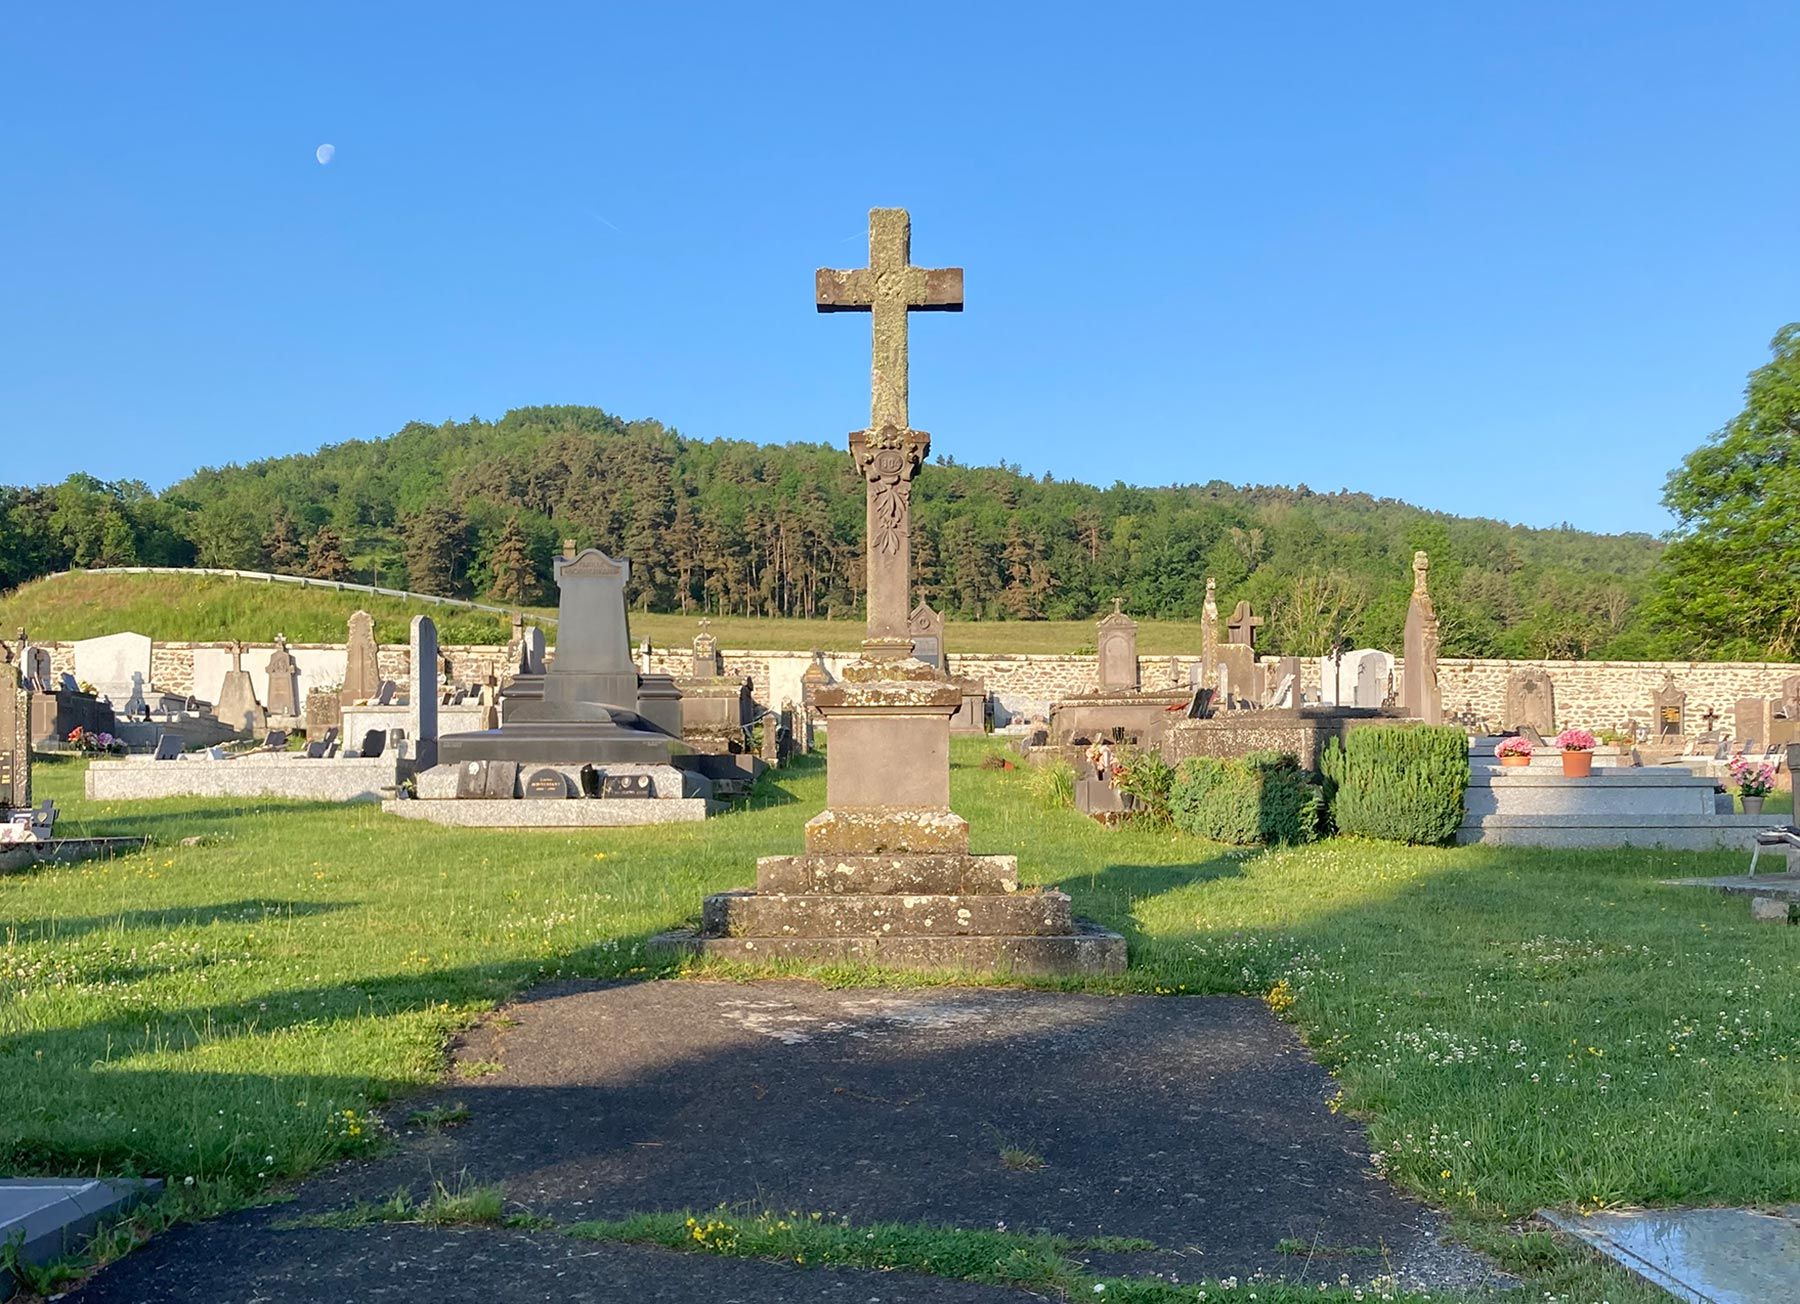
[33,638,1800,739]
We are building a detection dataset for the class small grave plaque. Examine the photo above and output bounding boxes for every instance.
[152,735,181,761]
[525,768,573,799]
[599,773,655,799]
[360,730,386,758]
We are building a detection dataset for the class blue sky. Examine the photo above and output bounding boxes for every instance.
[3,3,1795,536]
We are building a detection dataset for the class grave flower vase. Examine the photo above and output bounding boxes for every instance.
[1500,754,1530,768]
[1561,750,1593,778]
[1743,795,1765,815]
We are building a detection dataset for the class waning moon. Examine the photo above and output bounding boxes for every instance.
[316,143,336,166]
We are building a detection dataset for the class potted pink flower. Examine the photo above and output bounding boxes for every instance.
[1554,728,1598,778]
[1496,736,1534,768]
[1727,755,1776,815]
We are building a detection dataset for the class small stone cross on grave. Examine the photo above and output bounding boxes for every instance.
[817,208,963,658]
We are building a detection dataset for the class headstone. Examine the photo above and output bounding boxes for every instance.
[152,735,181,761]
[374,680,398,707]
[262,729,288,752]
[409,616,440,770]
[1401,551,1442,724]
[23,646,51,694]
[72,632,153,709]
[214,641,267,739]
[1504,670,1557,736]
[525,768,573,799]
[59,672,79,695]
[1652,674,1686,739]
[800,650,834,710]
[691,619,722,678]
[1096,598,1139,692]
[1226,601,1263,649]
[788,697,814,753]
[1214,644,1256,707]
[907,601,946,671]
[0,641,29,810]
[1270,671,1297,709]
[265,635,300,717]
[521,626,546,676]
[456,759,519,800]
[600,772,655,799]
[1200,578,1219,683]
[1782,675,1800,718]
[1735,697,1773,752]
[341,611,380,707]
[359,729,386,759]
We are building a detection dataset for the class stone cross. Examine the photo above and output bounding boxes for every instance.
[818,208,963,656]
[1226,601,1263,649]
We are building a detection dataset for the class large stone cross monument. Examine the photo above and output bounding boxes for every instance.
[816,208,964,657]
[664,208,1123,976]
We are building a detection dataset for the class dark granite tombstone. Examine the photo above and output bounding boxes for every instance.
[438,547,686,767]
[525,768,573,799]
[360,730,386,758]
[456,759,520,800]
[600,772,655,799]
[374,681,398,707]
[262,729,288,752]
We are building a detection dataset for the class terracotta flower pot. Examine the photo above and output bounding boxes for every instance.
[1561,750,1594,778]
[1499,754,1531,768]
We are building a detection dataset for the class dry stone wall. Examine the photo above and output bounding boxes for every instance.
[36,639,1800,740]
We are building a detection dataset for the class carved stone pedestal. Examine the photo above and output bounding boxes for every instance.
[658,658,1124,976]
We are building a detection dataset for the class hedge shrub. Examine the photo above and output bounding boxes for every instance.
[1321,724,1468,844]
[1170,750,1322,846]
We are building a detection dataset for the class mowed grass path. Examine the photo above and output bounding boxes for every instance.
[2,745,1795,1227]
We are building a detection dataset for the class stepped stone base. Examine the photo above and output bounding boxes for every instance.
[652,918,1126,976]
[704,888,1073,938]
[803,806,970,854]
[756,852,1018,895]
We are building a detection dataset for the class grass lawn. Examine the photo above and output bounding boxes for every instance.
[2,743,1794,1298]
[0,571,1213,653]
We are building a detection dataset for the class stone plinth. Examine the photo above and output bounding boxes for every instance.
[384,796,715,827]
[662,655,1124,975]
[86,755,401,804]
[1049,689,1190,751]
[1164,707,1400,771]
[1458,766,1773,848]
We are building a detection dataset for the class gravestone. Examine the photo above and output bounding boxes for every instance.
[691,619,721,678]
[1200,578,1219,684]
[0,640,29,810]
[1214,643,1256,707]
[667,205,1122,976]
[1735,697,1772,752]
[520,626,547,677]
[800,651,833,710]
[214,642,267,738]
[409,616,440,771]
[437,545,685,768]
[525,768,572,799]
[23,646,51,694]
[72,631,153,708]
[1096,598,1139,691]
[1652,675,1686,740]
[1226,601,1263,649]
[1504,670,1557,736]
[907,601,945,671]
[152,735,181,761]
[341,611,381,707]
[1401,551,1442,724]
[1782,675,1800,718]
[600,772,655,799]
[265,635,301,718]
[456,759,519,800]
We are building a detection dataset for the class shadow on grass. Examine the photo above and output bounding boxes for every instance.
[4,899,357,944]
[740,751,825,811]
[1049,854,1249,945]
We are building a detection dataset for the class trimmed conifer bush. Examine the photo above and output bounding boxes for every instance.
[1321,724,1468,844]
[1170,751,1322,846]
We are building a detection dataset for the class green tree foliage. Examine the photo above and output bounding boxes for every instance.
[1321,725,1468,845]
[0,406,1668,656]
[1652,324,1800,658]
[484,515,541,604]
[306,527,353,582]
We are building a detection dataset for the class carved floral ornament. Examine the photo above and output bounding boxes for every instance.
[851,427,929,558]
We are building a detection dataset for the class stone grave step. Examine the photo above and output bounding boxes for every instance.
[658,920,1127,976]
[756,852,1018,896]
[701,888,1072,939]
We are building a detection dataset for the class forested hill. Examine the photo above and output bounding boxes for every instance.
[1,405,1664,658]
